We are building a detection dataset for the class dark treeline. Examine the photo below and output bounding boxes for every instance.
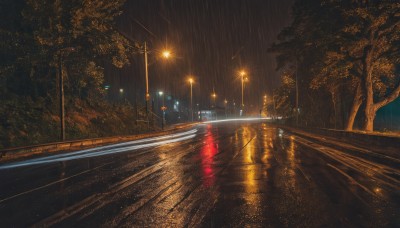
[0,0,150,149]
[270,0,400,132]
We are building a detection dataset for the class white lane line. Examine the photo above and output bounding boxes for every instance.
[0,162,113,204]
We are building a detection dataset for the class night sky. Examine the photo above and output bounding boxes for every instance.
[108,0,294,111]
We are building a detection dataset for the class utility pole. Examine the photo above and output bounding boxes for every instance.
[295,58,299,127]
[190,80,193,121]
[58,47,75,141]
[144,42,149,117]
[241,76,244,108]
[59,51,65,141]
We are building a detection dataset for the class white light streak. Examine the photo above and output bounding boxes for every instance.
[202,117,271,124]
[0,129,197,170]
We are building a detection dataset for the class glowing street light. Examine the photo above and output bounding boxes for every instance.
[211,92,217,107]
[239,70,246,108]
[162,50,171,59]
[188,77,194,121]
[224,99,228,118]
[143,43,173,118]
[158,91,165,129]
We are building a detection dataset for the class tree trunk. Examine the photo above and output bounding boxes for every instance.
[332,92,337,129]
[362,68,375,131]
[345,83,362,131]
[363,107,375,131]
[361,44,375,132]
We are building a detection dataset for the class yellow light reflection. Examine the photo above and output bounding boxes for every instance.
[242,126,260,212]
[286,135,297,189]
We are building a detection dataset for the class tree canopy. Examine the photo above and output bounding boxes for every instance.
[270,0,400,131]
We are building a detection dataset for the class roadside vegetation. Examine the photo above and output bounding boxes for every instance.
[270,0,400,132]
[0,0,150,149]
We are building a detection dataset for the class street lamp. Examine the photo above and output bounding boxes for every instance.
[224,99,228,118]
[158,91,164,114]
[158,91,165,129]
[144,42,150,115]
[162,50,171,59]
[188,78,194,121]
[239,70,248,116]
[143,42,172,117]
[211,92,217,107]
[239,71,246,108]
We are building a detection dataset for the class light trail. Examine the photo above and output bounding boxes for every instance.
[202,117,271,124]
[0,129,197,170]
[29,129,198,163]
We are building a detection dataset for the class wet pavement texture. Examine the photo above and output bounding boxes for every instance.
[0,122,399,227]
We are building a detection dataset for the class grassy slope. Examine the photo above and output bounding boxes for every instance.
[0,98,151,149]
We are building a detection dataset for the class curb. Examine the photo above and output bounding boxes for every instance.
[0,122,199,163]
[278,125,400,159]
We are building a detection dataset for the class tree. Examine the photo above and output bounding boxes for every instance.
[22,0,134,96]
[271,0,400,132]
[270,0,345,128]
[339,1,400,131]
[0,0,140,147]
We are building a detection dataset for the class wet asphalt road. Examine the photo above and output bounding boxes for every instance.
[0,122,399,227]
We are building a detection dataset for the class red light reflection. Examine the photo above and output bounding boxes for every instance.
[200,126,218,187]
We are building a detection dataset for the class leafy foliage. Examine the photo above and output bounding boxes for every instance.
[0,0,149,149]
[270,0,400,131]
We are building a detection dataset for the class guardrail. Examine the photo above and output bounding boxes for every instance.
[0,122,198,162]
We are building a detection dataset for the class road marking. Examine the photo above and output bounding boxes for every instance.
[0,162,112,204]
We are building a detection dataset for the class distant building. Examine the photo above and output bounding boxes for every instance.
[198,110,217,121]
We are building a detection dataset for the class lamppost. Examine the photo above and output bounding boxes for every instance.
[158,91,163,114]
[188,78,194,121]
[233,100,236,117]
[142,42,171,117]
[239,70,248,117]
[224,99,228,118]
[144,42,150,115]
[58,47,75,141]
[240,71,246,108]
[211,92,217,119]
[211,93,217,107]
[119,88,124,101]
[158,91,164,129]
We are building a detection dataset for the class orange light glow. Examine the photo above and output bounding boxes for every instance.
[162,50,171,59]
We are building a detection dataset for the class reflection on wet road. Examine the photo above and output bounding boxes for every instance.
[0,122,399,227]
